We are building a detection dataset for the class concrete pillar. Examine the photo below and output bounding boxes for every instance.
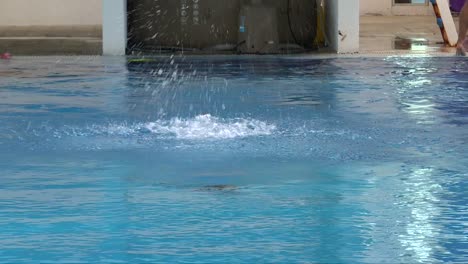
[103,0,127,55]
[326,0,360,53]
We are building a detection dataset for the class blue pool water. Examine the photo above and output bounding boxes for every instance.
[0,56,467,263]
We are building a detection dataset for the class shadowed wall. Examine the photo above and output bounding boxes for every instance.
[127,0,317,52]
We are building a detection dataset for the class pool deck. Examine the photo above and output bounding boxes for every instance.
[359,15,462,57]
[0,25,102,56]
[0,15,465,57]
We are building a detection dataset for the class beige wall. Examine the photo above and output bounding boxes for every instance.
[360,0,436,16]
[360,0,392,15]
[0,0,442,27]
[0,0,102,26]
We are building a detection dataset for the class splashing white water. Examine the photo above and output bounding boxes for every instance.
[71,114,276,140]
[143,114,275,139]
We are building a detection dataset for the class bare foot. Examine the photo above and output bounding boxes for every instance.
[456,44,466,56]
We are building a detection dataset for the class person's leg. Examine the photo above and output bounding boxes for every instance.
[456,1,468,56]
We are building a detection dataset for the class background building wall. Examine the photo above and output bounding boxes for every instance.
[360,0,393,15]
[0,0,444,27]
[0,0,102,26]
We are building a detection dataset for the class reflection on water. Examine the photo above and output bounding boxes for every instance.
[398,168,441,262]
[394,37,430,51]
[387,57,445,125]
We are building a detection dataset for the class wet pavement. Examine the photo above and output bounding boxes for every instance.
[360,15,463,56]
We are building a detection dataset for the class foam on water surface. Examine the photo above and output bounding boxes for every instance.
[143,114,276,139]
[61,114,276,140]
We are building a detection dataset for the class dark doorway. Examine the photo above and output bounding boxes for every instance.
[127,0,317,54]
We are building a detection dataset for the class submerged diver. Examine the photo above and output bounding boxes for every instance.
[457,1,468,56]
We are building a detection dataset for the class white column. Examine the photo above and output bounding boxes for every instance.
[103,0,127,56]
[326,0,360,53]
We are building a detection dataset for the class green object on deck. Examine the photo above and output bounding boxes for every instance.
[128,58,155,63]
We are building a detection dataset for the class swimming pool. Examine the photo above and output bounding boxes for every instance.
[0,56,467,263]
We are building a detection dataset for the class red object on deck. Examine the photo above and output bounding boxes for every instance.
[1,53,12,59]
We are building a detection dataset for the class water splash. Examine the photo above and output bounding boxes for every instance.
[65,114,276,140]
[143,114,276,140]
